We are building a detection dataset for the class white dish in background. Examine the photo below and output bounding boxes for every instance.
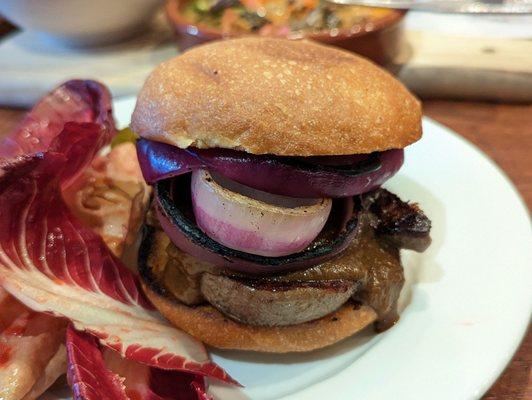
[43,97,531,400]
[0,11,176,107]
[0,0,161,46]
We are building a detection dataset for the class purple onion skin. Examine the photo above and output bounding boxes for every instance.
[136,139,200,183]
[137,139,404,199]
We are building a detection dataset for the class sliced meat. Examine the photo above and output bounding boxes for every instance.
[200,274,358,326]
[362,189,431,252]
[139,227,213,306]
[139,185,433,330]
[261,222,404,331]
[139,221,404,329]
[139,227,359,325]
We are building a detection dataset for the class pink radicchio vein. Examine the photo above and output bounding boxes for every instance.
[67,325,212,400]
[0,120,237,385]
[66,325,128,400]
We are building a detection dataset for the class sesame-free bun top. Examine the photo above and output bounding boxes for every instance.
[132,37,422,156]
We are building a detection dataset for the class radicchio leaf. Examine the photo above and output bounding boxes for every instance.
[66,325,128,400]
[192,382,214,400]
[0,80,114,161]
[67,325,213,400]
[0,118,236,385]
[62,142,151,258]
[22,344,67,400]
[103,335,211,400]
[0,288,67,400]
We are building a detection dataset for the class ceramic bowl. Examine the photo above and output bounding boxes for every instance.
[0,0,162,46]
[165,0,405,65]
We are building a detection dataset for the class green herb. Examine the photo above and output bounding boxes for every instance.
[111,127,139,148]
[193,0,211,13]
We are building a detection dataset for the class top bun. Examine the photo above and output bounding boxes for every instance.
[132,37,421,156]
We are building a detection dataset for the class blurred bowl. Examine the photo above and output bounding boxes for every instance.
[165,0,405,66]
[0,0,162,46]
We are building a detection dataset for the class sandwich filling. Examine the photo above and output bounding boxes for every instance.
[138,153,431,330]
[130,38,427,348]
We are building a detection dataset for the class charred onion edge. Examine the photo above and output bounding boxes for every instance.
[154,178,361,276]
[281,153,381,175]
[138,227,358,303]
[230,278,357,292]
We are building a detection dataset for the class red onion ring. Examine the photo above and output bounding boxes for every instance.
[153,177,360,275]
[191,169,332,257]
[137,139,404,199]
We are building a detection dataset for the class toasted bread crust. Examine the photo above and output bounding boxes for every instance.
[132,37,421,156]
[142,283,377,353]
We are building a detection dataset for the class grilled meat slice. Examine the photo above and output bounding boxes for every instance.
[201,274,358,326]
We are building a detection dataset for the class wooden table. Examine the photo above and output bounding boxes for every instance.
[0,100,530,400]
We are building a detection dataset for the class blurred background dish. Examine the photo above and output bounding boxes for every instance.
[0,0,162,46]
[165,0,405,65]
[0,5,530,105]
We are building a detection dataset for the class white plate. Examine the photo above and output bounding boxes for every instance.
[44,97,531,400]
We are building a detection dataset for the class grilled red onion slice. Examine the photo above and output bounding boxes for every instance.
[191,170,332,257]
[137,139,404,198]
[153,177,360,275]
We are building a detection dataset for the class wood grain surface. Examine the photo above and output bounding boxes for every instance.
[0,101,530,399]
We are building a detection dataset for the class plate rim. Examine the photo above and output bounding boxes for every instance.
[110,96,531,400]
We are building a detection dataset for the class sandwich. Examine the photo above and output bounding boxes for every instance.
[131,37,431,353]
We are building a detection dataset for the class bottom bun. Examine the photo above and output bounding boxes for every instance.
[142,283,377,353]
